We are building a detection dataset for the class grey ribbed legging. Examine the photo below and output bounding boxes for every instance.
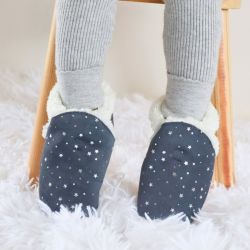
[56,0,222,121]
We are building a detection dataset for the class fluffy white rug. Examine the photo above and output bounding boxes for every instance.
[0,71,250,250]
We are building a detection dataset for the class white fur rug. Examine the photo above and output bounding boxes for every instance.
[0,71,250,250]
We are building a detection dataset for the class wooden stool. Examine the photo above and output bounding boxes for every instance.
[28,0,241,187]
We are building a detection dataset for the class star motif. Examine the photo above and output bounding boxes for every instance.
[172,172,177,177]
[184,161,188,166]
[207,167,210,171]
[48,182,52,187]
[168,131,173,135]
[170,208,175,213]
[145,201,149,206]
[79,133,83,137]
[192,188,196,192]
[189,204,193,208]
[179,193,184,198]
[151,149,155,154]
[58,197,62,201]
[90,141,94,145]
[161,157,166,162]
[192,162,196,166]
[59,153,63,158]
[62,132,66,136]
[63,184,67,188]
[74,193,78,197]
[187,127,191,131]
[187,145,192,150]
[78,169,83,173]
[74,145,79,149]
[87,152,92,156]
[93,174,98,179]
[95,149,99,154]
[149,165,153,170]
[149,182,153,187]
[162,151,166,154]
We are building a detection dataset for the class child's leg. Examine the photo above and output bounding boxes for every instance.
[56,0,117,109]
[162,0,222,120]
[39,0,117,213]
[138,0,222,221]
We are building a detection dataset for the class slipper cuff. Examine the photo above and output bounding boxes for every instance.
[42,82,115,138]
[149,96,220,155]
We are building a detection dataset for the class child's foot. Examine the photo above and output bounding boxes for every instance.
[137,97,219,221]
[39,83,115,213]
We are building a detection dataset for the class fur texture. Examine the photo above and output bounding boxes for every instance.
[43,82,115,138]
[0,71,250,250]
[150,96,220,154]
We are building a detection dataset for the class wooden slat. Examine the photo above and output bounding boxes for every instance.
[212,10,235,187]
[122,0,241,9]
[28,11,56,184]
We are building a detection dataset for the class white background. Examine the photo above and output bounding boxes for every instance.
[0,0,249,119]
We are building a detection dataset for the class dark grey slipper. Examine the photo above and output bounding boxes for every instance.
[137,98,219,221]
[39,83,115,213]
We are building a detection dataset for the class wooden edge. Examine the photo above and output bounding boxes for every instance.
[121,0,241,9]
[212,10,235,188]
[28,11,56,184]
